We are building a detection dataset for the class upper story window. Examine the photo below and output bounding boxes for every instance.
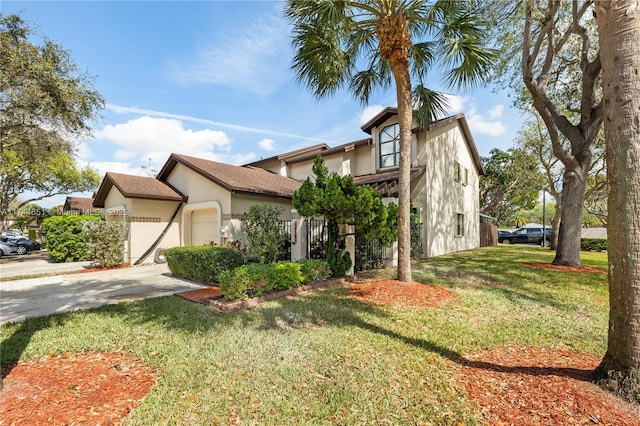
[379,123,400,168]
[454,161,468,185]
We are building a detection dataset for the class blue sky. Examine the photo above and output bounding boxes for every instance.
[4,1,523,208]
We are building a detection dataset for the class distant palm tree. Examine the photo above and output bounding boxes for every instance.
[285,0,494,281]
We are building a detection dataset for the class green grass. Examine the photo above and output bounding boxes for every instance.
[1,246,609,425]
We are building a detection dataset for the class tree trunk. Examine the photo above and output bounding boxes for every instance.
[392,62,413,283]
[550,195,561,250]
[594,0,640,402]
[377,12,413,282]
[553,164,589,265]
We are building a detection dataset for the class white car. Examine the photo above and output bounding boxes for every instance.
[1,230,28,240]
[0,240,19,257]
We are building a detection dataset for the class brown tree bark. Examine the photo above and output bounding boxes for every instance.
[522,0,602,266]
[593,0,640,402]
[378,12,413,282]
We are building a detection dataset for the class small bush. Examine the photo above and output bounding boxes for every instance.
[219,261,306,301]
[165,246,244,283]
[41,215,102,262]
[297,259,331,283]
[218,269,250,301]
[83,221,128,267]
[581,238,607,251]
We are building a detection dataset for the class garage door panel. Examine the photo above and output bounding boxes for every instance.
[191,209,218,246]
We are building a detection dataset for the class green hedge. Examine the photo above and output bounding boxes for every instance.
[581,238,607,251]
[41,215,102,263]
[165,246,245,283]
[218,260,331,301]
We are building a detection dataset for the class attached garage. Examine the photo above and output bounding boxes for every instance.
[190,208,219,246]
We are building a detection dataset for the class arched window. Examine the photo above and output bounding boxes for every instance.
[379,123,400,168]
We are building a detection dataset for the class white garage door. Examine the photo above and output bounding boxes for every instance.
[191,208,218,246]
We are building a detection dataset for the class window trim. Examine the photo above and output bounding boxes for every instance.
[455,213,465,237]
[378,123,400,169]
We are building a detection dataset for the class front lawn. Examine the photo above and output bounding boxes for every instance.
[0,246,610,424]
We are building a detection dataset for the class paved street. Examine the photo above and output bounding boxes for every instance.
[0,262,206,324]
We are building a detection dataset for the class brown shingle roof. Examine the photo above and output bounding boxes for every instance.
[158,153,301,199]
[285,138,373,165]
[93,172,187,208]
[63,196,97,212]
[244,143,330,167]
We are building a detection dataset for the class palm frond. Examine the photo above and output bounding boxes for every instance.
[349,57,393,104]
[413,85,450,129]
[409,41,436,81]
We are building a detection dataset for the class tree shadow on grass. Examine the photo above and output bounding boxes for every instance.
[1,280,596,387]
[106,284,597,383]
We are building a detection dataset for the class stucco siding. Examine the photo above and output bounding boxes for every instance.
[167,163,231,209]
[127,199,181,264]
[423,121,480,257]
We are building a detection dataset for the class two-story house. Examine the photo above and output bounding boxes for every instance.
[93,107,483,265]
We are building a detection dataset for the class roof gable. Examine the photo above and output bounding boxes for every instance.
[93,172,186,208]
[63,196,97,212]
[244,143,330,167]
[361,108,484,175]
[158,153,301,199]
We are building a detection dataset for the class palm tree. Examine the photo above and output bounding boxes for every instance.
[594,0,640,402]
[285,0,494,281]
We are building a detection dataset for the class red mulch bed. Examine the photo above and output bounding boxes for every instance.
[455,345,640,425]
[0,352,155,425]
[350,279,458,308]
[524,262,607,274]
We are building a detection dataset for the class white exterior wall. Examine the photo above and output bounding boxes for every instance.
[166,163,230,247]
[128,199,181,264]
[421,121,480,257]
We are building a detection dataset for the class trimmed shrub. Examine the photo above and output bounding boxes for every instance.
[581,238,607,251]
[219,261,306,301]
[165,246,244,283]
[41,215,102,263]
[297,259,331,284]
[82,221,128,267]
[218,269,251,301]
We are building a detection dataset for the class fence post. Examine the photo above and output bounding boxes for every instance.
[343,224,355,277]
[290,219,307,261]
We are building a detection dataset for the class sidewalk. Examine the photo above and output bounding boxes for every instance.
[0,262,207,324]
[0,258,91,279]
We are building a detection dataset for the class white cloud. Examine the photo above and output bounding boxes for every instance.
[359,105,385,125]
[170,13,290,95]
[488,105,505,120]
[258,138,275,151]
[107,104,328,143]
[95,116,231,165]
[87,161,148,178]
[443,94,466,114]
[466,107,507,137]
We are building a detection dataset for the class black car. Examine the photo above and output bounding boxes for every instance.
[0,237,41,255]
[499,227,551,246]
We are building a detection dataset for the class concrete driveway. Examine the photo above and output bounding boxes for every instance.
[0,262,207,324]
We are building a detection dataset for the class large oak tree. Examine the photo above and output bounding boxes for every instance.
[0,13,103,225]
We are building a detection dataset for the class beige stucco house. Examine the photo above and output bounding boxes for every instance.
[93,107,483,265]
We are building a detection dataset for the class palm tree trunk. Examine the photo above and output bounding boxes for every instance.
[392,61,413,283]
[594,0,640,402]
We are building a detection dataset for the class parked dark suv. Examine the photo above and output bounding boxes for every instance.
[498,227,551,246]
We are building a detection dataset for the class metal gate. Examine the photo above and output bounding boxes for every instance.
[277,220,292,261]
[305,219,327,259]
